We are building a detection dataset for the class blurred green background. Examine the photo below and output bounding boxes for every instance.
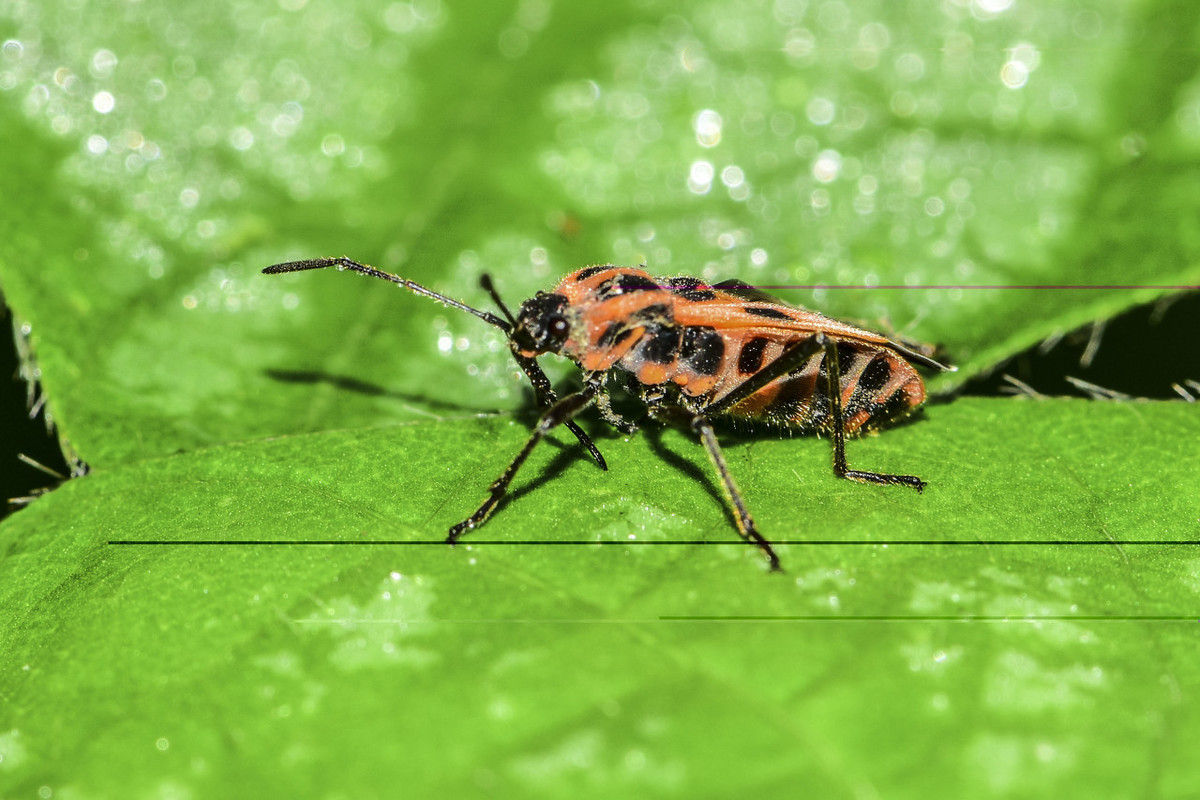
[1,0,1199,797]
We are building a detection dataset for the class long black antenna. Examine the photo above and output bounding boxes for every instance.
[263,256,608,470]
[264,257,511,332]
[479,274,518,328]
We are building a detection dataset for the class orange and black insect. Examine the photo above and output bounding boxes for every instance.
[263,258,954,570]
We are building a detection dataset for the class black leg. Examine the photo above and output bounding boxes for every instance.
[820,334,926,492]
[477,273,606,468]
[690,414,781,571]
[448,382,600,542]
[650,402,781,571]
[511,352,607,470]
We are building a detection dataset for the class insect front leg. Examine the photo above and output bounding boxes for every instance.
[511,351,608,470]
[819,334,926,492]
[448,379,601,543]
[651,405,781,571]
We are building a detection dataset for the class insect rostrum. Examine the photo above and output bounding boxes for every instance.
[263,257,954,571]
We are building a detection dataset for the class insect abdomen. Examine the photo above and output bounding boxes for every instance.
[720,340,924,433]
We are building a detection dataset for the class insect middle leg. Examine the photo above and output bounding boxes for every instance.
[692,415,782,572]
[448,380,600,543]
[650,404,781,571]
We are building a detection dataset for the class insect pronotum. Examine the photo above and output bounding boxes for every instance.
[263,257,954,570]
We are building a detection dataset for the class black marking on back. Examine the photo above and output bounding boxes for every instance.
[861,387,913,432]
[823,341,859,399]
[597,273,660,299]
[631,302,671,323]
[855,354,892,399]
[666,276,717,302]
[713,279,786,305]
[680,326,724,376]
[737,336,770,375]
[574,266,606,281]
[636,324,681,364]
[743,305,793,321]
[765,364,821,423]
[598,321,635,348]
[710,281,787,307]
[842,350,879,419]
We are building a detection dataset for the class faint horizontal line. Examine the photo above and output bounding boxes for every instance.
[659,615,1199,622]
[753,284,1199,291]
[293,618,658,624]
[583,283,1197,292]
[286,616,1199,624]
[106,539,1199,547]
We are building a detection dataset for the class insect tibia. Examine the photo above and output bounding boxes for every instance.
[689,413,782,572]
[448,384,601,544]
[446,518,477,544]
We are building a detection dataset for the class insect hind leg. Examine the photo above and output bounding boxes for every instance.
[820,333,926,492]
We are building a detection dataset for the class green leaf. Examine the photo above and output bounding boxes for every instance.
[2,0,1199,796]
[2,398,1199,797]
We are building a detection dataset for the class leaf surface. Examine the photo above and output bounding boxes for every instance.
[2,0,1199,796]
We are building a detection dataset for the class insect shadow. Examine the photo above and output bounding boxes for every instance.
[485,402,738,538]
[264,367,627,517]
[264,368,497,416]
[264,367,610,459]
[640,423,730,527]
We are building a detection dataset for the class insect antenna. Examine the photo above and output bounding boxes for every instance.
[479,274,518,328]
[263,256,608,470]
[264,257,512,332]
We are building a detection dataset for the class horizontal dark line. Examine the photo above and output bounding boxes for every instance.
[660,615,1199,622]
[106,539,1199,547]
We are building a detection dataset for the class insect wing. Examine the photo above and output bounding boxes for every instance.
[710,278,800,307]
[673,292,891,344]
[683,281,951,371]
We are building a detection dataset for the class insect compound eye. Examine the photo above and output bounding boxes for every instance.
[512,292,572,354]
